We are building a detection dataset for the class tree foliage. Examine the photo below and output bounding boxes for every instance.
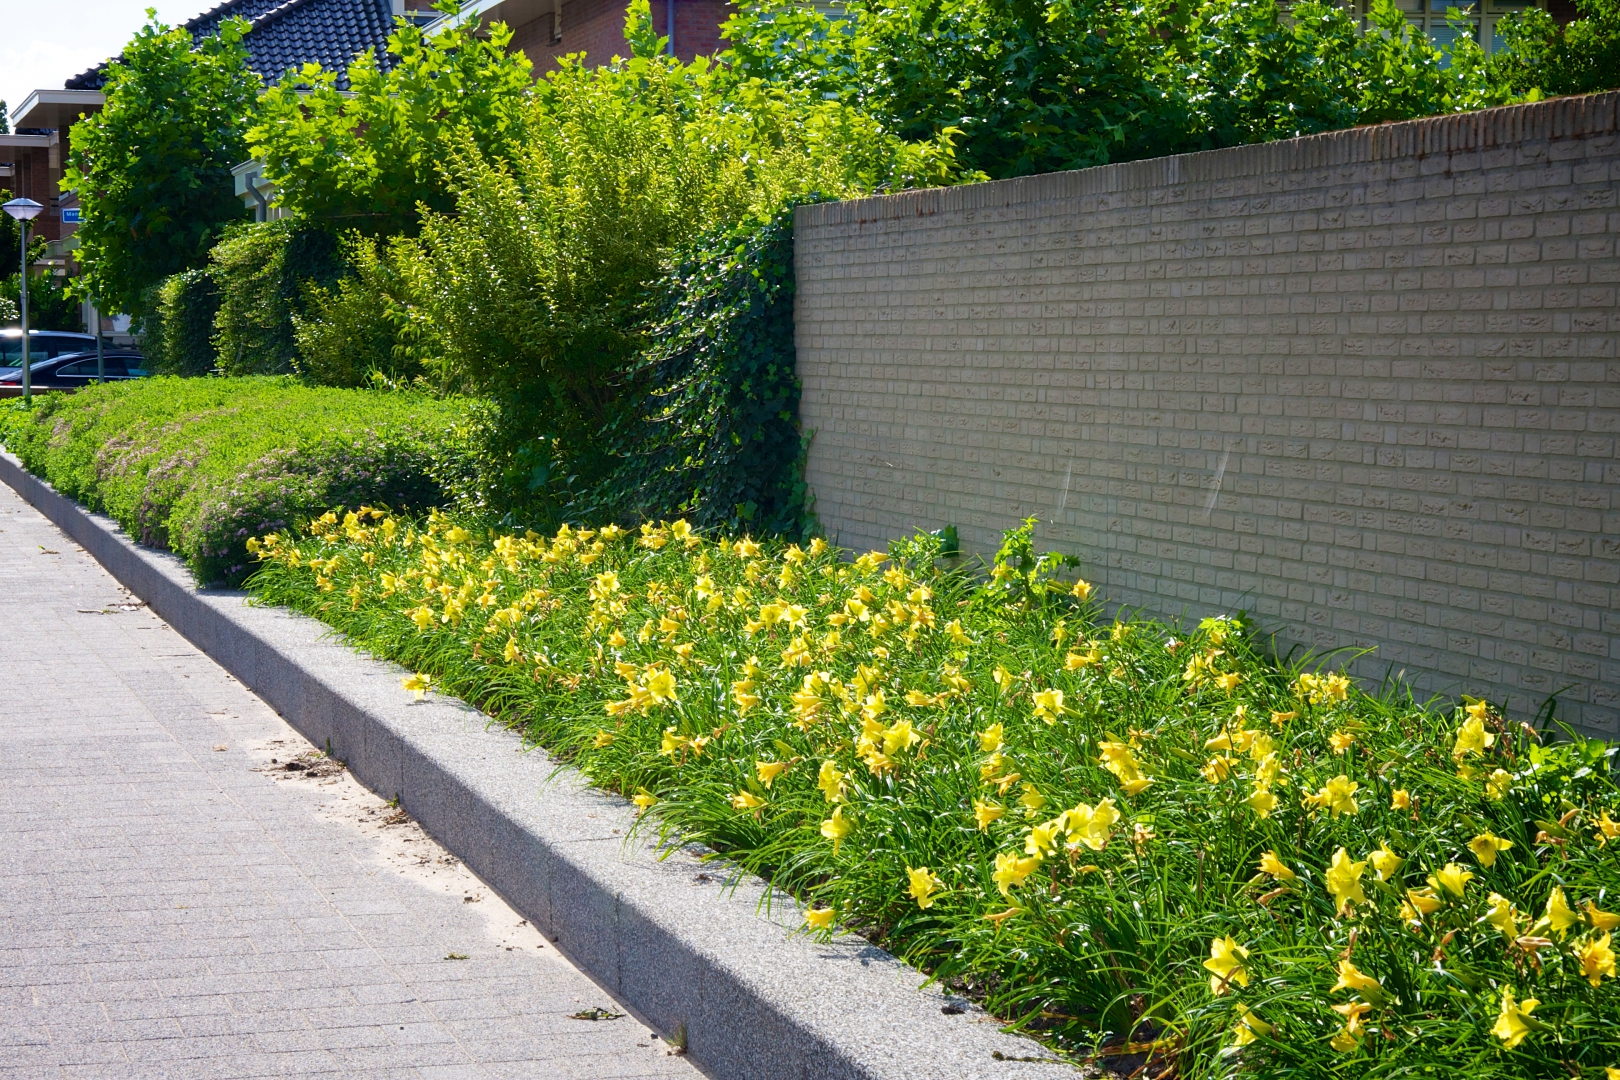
[307,0,960,523]
[210,219,343,375]
[61,15,259,315]
[722,0,1620,180]
[248,2,535,235]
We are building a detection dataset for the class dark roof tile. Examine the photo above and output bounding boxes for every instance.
[65,0,397,93]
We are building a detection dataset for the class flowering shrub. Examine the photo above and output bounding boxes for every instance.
[248,511,1620,1075]
[0,377,472,583]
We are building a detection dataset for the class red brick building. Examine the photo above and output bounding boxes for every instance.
[463,0,733,74]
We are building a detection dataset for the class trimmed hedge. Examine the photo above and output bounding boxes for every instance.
[0,377,472,584]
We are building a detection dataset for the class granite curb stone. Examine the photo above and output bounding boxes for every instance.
[0,449,1074,1080]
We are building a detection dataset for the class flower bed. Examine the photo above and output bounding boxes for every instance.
[247,512,1620,1077]
[0,378,472,584]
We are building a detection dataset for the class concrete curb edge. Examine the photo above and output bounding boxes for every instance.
[0,450,1073,1080]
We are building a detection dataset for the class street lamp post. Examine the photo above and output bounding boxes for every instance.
[3,197,45,404]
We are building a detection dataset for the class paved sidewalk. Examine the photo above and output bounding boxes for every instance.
[0,484,699,1080]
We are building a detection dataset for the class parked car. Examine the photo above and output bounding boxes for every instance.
[0,329,100,370]
[0,349,149,393]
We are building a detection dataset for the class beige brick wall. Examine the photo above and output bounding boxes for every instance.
[794,91,1620,735]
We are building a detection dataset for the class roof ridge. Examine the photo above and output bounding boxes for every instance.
[182,0,275,33]
[247,0,324,33]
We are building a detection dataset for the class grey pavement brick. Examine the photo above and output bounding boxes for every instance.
[0,484,697,1080]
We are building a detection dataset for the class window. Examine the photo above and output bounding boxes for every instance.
[57,356,129,378]
[0,335,93,364]
[1349,0,1543,55]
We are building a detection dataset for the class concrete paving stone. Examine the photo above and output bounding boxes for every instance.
[0,483,699,1080]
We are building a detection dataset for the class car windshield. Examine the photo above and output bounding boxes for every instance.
[0,335,97,365]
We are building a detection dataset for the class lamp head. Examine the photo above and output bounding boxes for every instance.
[3,198,44,222]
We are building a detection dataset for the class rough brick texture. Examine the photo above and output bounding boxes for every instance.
[510,0,730,74]
[794,91,1620,735]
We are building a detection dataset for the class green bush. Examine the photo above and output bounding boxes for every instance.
[142,268,221,375]
[248,2,535,236]
[588,207,808,537]
[293,234,434,389]
[0,377,473,584]
[250,514,1620,1076]
[373,0,957,524]
[722,0,1620,181]
[210,219,343,376]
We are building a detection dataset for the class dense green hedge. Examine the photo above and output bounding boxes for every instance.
[143,268,222,376]
[0,378,472,584]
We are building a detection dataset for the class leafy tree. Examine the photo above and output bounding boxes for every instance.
[60,14,260,317]
[248,2,535,235]
[1484,0,1620,98]
[721,0,1615,181]
[381,0,959,516]
[0,100,9,134]
[0,196,80,330]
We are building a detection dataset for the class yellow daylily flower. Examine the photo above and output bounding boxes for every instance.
[1483,893,1520,937]
[1577,933,1616,988]
[1596,811,1620,847]
[1390,789,1412,811]
[1066,798,1120,851]
[978,723,1005,753]
[1257,851,1297,883]
[1231,1006,1271,1047]
[991,851,1039,896]
[817,760,847,802]
[804,906,836,931]
[1203,936,1250,995]
[645,669,678,704]
[632,791,657,811]
[820,806,853,853]
[1468,832,1514,868]
[755,761,788,788]
[1070,578,1093,600]
[1429,863,1474,899]
[1325,847,1368,914]
[1245,787,1278,819]
[1098,741,1153,796]
[1587,901,1620,932]
[401,672,431,700]
[1025,820,1061,858]
[907,866,943,909]
[1330,1000,1371,1052]
[1304,775,1360,817]
[1214,671,1241,692]
[1490,989,1539,1050]
[1405,886,1444,917]
[973,801,1006,831]
[1018,785,1047,813]
[1031,688,1065,724]
[1328,730,1354,754]
[1485,768,1513,800]
[592,730,615,748]
[1368,843,1403,882]
[1453,714,1496,760]
[1536,887,1581,939]
[1332,959,1384,1001]
[730,791,766,812]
